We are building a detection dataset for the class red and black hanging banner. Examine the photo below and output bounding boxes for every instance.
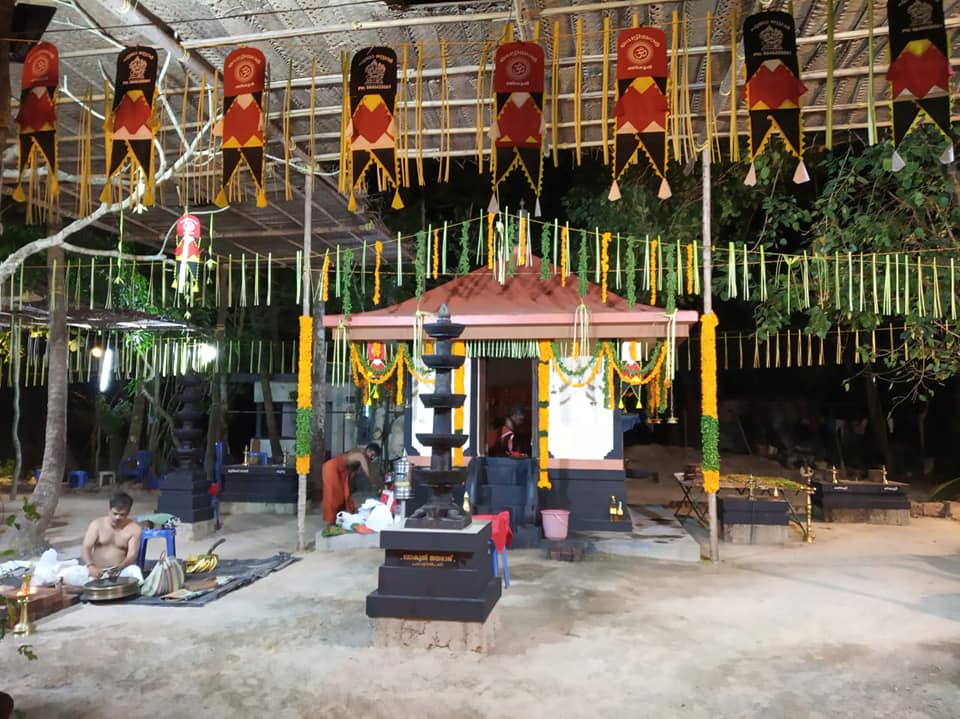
[13,41,58,207]
[488,41,545,214]
[610,27,670,202]
[347,47,402,211]
[741,11,808,185]
[886,0,953,168]
[101,46,159,205]
[216,47,268,208]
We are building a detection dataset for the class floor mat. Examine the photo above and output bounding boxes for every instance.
[114,553,299,607]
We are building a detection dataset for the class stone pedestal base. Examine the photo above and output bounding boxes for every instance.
[820,508,910,525]
[722,523,788,544]
[373,604,501,653]
[177,519,217,542]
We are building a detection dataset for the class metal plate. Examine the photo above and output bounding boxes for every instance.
[80,576,140,602]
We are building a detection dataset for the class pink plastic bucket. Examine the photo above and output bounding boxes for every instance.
[541,509,570,540]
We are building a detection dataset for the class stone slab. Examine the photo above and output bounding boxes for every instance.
[372,603,501,653]
[722,524,788,545]
[220,501,296,515]
[911,501,952,518]
[176,519,216,542]
[821,508,910,525]
[593,535,703,562]
[315,531,382,551]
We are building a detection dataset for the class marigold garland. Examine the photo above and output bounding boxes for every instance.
[518,212,526,267]
[537,340,552,489]
[373,240,383,305]
[560,224,569,287]
[321,252,330,302]
[432,227,440,279]
[700,311,720,493]
[650,238,658,306]
[686,242,694,295]
[295,315,313,475]
[487,212,495,270]
[452,340,466,466]
[600,231,611,303]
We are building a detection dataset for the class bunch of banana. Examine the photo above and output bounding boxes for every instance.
[185,538,226,574]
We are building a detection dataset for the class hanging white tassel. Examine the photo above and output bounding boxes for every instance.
[744,162,757,186]
[940,144,955,165]
[608,180,621,201]
[657,177,672,200]
[891,149,906,172]
[793,159,810,184]
[534,196,542,217]
[487,194,499,213]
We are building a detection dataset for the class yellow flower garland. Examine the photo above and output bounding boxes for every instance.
[560,224,569,287]
[518,213,526,266]
[295,315,313,475]
[487,211,495,269]
[649,238,658,306]
[700,311,720,493]
[537,340,552,489]
[432,227,440,279]
[452,340,466,466]
[600,231,611,303]
[321,252,331,302]
[686,242,694,295]
[373,240,383,305]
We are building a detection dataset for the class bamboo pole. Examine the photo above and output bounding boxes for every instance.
[702,146,718,564]
[298,172,313,553]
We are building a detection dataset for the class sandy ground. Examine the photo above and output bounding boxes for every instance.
[4,476,960,718]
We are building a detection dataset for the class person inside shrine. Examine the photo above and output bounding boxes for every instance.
[491,406,529,458]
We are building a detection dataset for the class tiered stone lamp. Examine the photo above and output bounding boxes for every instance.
[157,372,214,524]
[405,304,471,530]
[367,305,502,637]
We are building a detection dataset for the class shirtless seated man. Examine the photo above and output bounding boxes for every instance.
[81,491,143,579]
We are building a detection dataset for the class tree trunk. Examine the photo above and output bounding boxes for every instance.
[123,390,147,461]
[260,372,282,459]
[1,242,67,556]
[10,318,22,499]
[204,283,228,483]
[863,363,893,472]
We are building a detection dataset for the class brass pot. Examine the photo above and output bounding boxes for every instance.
[81,576,140,602]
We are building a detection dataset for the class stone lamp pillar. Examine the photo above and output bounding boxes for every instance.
[405,303,471,529]
[156,372,216,538]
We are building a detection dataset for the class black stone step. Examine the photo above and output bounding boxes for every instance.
[813,481,908,496]
[160,472,207,491]
[156,491,211,510]
[366,578,501,622]
[569,516,632,532]
[817,494,911,510]
[378,565,493,598]
[154,501,213,522]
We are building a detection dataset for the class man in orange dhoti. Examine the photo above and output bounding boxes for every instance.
[321,443,380,524]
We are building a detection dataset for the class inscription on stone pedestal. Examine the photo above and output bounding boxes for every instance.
[388,550,469,568]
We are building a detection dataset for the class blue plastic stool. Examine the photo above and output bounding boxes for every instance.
[138,528,177,568]
[67,470,88,489]
[489,540,510,588]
